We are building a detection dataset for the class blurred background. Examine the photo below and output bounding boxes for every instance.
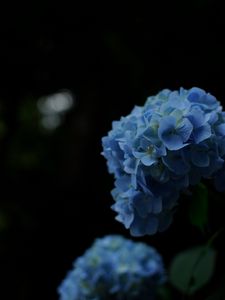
[0,2,225,299]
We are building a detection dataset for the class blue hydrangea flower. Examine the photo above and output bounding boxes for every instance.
[102,87,225,236]
[58,235,165,300]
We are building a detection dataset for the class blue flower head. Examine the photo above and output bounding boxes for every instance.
[58,235,165,300]
[102,87,225,236]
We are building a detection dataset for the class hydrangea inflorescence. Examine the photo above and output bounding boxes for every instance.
[102,87,225,236]
[58,235,165,300]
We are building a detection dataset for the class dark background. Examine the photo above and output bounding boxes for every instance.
[0,2,225,299]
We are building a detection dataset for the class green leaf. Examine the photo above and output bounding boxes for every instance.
[189,183,208,232]
[169,246,216,295]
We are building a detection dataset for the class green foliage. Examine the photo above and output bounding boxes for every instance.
[189,183,208,232]
[169,246,216,295]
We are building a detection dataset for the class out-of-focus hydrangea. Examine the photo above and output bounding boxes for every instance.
[58,235,165,300]
[102,87,225,236]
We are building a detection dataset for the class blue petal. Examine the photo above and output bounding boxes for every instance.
[187,87,205,102]
[119,142,131,154]
[171,137,188,152]
[142,127,159,144]
[152,197,162,214]
[112,201,134,229]
[124,157,138,174]
[168,92,190,110]
[191,148,210,167]
[155,143,167,156]
[158,116,189,150]
[187,88,219,109]
[149,163,170,183]
[133,151,145,159]
[215,123,225,136]
[187,108,205,128]
[158,116,176,137]
[141,155,157,166]
[130,215,158,236]
[161,133,184,150]
[129,216,147,237]
[140,137,152,150]
[162,151,190,175]
[131,173,138,189]
[192,124,211,143]
[158,89,171,98]
[206,93,218,105]
[208,111,219,124]
[132,193,153,217]
[115,176,131,192]
[145,216,159,235]
[176,118,193,142]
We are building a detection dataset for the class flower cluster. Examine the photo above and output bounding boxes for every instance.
[102,87,225,236]
[58,235,165,300]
